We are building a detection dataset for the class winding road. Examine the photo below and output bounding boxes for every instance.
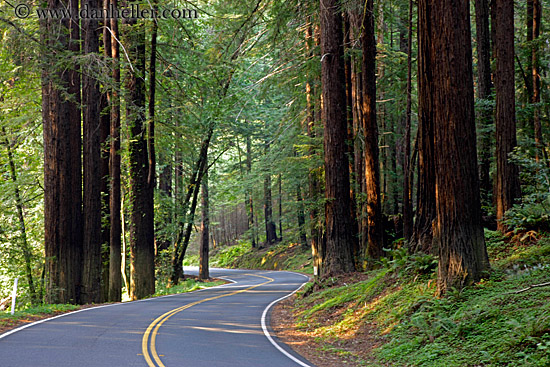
[0,268,315,367]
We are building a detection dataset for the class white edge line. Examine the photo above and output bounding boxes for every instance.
[261,279,313,367]
[0,274,237,341]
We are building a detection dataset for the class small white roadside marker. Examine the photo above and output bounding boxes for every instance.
[11,278,18,315]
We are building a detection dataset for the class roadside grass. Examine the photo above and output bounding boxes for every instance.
[1,304,81,333]
[211,240,253,268]
[291,230,550,366]
[208,240,313,274]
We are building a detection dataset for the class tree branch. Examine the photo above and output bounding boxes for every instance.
[509,281,550,294]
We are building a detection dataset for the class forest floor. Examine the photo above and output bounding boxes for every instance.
[271,273,387,367]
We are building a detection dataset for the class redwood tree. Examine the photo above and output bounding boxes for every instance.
[361,0,384,262]
[474,0,493,206]
[263,171,278,246]
[320,0,355,275]
[412,0,436,254]
[41,0,83,304]
[419,0,490,294]
[494,0,521,231]
[530,0,546,163]
[199,163,210,281]
[108,0,122,302]
[123,17,155,300]
[81,0,103,304]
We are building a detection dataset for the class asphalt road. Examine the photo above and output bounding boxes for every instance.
[0,268,315,367]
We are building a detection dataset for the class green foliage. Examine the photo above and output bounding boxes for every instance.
[381,247,438,276]
[0,23,44,305]
[504,143,550,231]
[210,240,252,268]
[292,232,550,366]
[207,240,313,274]
[388,248,550,366]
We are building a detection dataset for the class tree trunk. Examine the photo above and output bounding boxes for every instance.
[263,172,278,246]
[296,184,308,249]
[419,0,490,294]
[199,163,209,281]
[99,0,112,303]
[148,5,158,260]
[475,0,494,208]
[526,0,534,97]
[246,135,257,248]
[531,0,546,164]
[148,3,157,192]
[362,0,384,262]
[108,0,122,302]
[494,0,521,232]
[349,9,367,263]
[278,173,283,242]
[41,0,83,305]
[156,160,173,256]
[81,0,103,304]
[344,12,359,261]
[4,132,38,304]
[124,16,155,300]
[170,130,212,285]
[411,0,437,254]
[320,0,355,275]
[402,0,414,243]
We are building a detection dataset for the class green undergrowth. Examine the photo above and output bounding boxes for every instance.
[293,230,550,366]
[209,240,313,274]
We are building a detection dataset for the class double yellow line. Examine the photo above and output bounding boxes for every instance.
[141,274,274,367]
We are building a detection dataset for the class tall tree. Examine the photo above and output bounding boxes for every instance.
[362,0,383,262]
[246,135,257,248]
[475,0,494,207]
[123,16,155,300]
[108,0,122,302]
[41,0,83,304]
[494,0,521,232]
[148,6,158,197]
[320,0,355,275]
[411,0,437,254]
[199,161,209,281]
[170,130,212,285]
[296,183,308,249]
[348,9,367,261]
[278,173,283,241]
[402,0,414,243]
[419,0,490,294]
[263,171,278,246]
[304,20,323,275]
[3,131,38,304]
[98,0,113,302]
[530,0,546,163]
[81,0,103,304]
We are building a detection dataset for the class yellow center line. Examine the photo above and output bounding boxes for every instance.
[142,273,275,367]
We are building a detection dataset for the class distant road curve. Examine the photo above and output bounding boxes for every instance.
[0,268,315,367]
